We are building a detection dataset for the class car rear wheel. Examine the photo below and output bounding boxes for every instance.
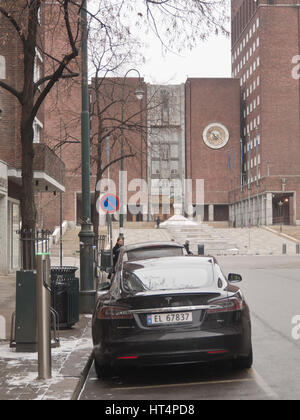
[232,347,253,369]
[94,359,114,379]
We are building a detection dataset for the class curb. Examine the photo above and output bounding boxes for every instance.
[71,351,94,400]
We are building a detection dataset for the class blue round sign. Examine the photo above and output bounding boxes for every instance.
[100,194,119,214]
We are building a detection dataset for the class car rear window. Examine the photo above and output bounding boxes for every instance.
[123,265,214,292]
[127,247,184,261]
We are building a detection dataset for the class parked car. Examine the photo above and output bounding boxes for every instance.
[97,241,187,298]
[92,255,252,378]
[115,241,186,266]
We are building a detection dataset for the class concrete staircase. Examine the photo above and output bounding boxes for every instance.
[50,226,81,259]
[166,224,239,255]
[167,224,300,256]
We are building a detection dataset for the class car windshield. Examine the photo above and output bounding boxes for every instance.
[122,264,214,292]
[127,247,183,261]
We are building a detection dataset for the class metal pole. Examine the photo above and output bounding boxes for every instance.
[59,124,63,267]
[36,253,51,380]
[78,0,95,313]
[119,69,144,237]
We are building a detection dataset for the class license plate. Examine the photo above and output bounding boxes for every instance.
[147,312,193,325]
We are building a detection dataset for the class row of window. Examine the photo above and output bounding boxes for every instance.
[239,56,260,86]
[233,37,260,76]
[232,17,260,61]
[151,160,179,175]
[247,172,261,184]
[245,154,261,171]
[244,95,260,117]
[245,134,260,154]
[244,115,260,136]
[243,76,260,99]
[151,143,179,160]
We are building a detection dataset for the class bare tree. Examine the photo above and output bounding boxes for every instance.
[0,0,84,266]
[0,0,229,264]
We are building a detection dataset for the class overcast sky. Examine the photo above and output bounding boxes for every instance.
[139,33,232,85]
[88,0,232,85]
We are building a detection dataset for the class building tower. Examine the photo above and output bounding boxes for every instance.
[231,0,300,226]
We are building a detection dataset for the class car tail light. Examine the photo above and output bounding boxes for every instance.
[116,356,138,360]
[98,305,133,320]
[207,350,229,354]
[207,296,243,314]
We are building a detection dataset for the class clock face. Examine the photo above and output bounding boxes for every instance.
[202,123,229,149]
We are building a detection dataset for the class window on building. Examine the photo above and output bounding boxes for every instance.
[0,55,6,79]
[152,160,160,175]
[33,117,43,143]
[161,144,170,160]
[170,160,179,175]
[34,48,43,85]
[170,144,179,159]
[151,144,160,158]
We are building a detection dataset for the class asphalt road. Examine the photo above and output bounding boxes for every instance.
[80,256,300,401]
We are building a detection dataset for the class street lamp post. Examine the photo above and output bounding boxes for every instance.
[78,0,95,313]
[119,69,144,239]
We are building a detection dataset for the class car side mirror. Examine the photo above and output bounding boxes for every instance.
[228,273,242,282]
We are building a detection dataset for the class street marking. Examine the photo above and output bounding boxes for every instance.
[111,377,254,391]
[250,368,279,399]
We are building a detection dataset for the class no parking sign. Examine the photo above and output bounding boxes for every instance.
[99,193,119,214]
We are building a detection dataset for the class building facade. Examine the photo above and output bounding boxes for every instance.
[0,3,65,274]
[2,0,300,268]
[231,0,300,226]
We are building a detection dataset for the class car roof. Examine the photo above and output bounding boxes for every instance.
[123,241,184,252]
[124,255,215,272]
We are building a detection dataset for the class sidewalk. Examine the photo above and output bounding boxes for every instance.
[0,315,92,400]
[0,253,93,400]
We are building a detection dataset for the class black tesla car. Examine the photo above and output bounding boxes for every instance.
[92,256,252,378]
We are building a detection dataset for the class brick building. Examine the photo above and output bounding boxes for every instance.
[2,0,300,276]
[0,3,65,274]
[185,78,241,222]
[231,0,300,226]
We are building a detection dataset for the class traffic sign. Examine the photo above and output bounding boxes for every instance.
[100,194,119,214]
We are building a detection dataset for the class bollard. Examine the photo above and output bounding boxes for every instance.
[282,243,287,255]
[198,244,205,255]
[36,253,52,380]
[296,243,300,254]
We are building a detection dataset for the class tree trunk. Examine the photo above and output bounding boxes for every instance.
[20,108,36,270]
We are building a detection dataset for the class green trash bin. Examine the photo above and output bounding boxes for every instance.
[51,266,79,329]
[100,250,112,271]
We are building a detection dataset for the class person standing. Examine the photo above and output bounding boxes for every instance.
[156,216,161,229]
[113,236,123,267]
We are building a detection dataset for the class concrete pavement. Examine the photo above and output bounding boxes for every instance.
[0,252,93,400]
